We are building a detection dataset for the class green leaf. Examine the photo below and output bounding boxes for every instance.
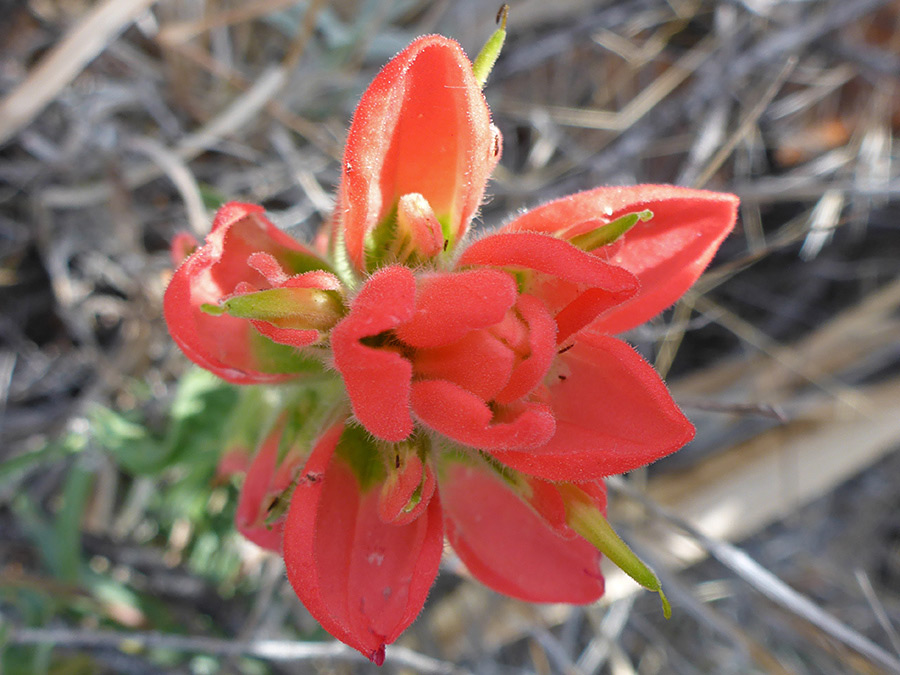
[163,368,241,468]
[52,465,93,583]
[91,407,168,476]
[335,424,385,491]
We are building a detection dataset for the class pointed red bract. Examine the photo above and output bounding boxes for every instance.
[164,203,328,384]
[283,423,443,662]
[330,266,417,441]
[411,379,556,450]
[458,232,639,342]
[235,415,305,552]
[441,460,604,603]
[337,35,497,271]
[378,448,436,526]
[500,186,738,333]
[395,269,517,348]
[492,330,695,481]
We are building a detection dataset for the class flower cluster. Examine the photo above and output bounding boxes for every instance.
[164,34,737,664]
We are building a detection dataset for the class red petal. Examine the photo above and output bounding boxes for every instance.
[163,203,328,384]
[378,451,437,526]
[331,266,416,441]
[492,331,694,481]
[338,35,495,270]
[411,379,555,451]
[394,269,517,348]
[413,329,515,402]
[169,231,198,267]
[250,321,319,348]
[500,186,738,334]
[441,461,604,603]
[235,416,304,552]
[457,232,638,342]
[283,423,443,661]
[494,294,557,404]
[281,270,344,292]
[217,445,251,478]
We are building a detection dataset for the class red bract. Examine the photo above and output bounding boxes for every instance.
[337,35,500,271]
[163,32,739,664]
[235,413,311,551]
[164,203,336,384]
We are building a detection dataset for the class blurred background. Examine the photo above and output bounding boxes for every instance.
[2,0,900,673]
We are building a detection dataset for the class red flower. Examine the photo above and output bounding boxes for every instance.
[164,203,339,384]
[163,34,738,663]
[235,413,301,552]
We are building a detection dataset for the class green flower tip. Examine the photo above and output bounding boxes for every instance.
[568,209,654,252]
[473,4,509,89]
[561,484,671,619]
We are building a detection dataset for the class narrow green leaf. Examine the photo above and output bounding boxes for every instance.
[53,465,94,583]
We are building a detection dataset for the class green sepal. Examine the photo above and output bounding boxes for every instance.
[335,424,387,492]
[473,5,509,89]
[264,486,293,526]
[280,248,337,276]
[221,287,344,330]
[330,217,360,290]
[364,203,400,271]
[567,210,654,251]
[222,385,275,452]
[274,379,345,466]
[247,329,324,375]
[562,484,671,618]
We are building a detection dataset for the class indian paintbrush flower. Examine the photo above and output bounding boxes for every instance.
[164,30,738,665]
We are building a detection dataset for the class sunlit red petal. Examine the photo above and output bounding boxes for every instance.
[441,461,604,603]
[394,269,517,348]
[413,329,515,402]
[457,232,638,342]
[338,35,495,270]
[283,424,443,663]
[499,186,738,334]
[494,294,557,404]
[330,266,416,441]
[492,331,694,481]
[411,379,555,450]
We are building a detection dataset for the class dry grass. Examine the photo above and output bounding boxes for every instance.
[1,0,900,673]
